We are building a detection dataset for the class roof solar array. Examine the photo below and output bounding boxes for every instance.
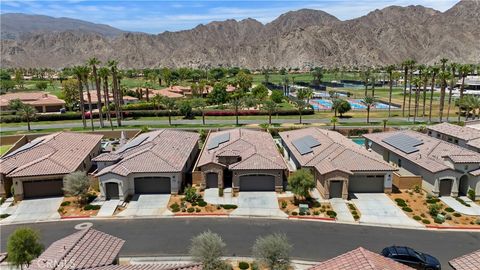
[4,137,45,158]
[382,133,423,154]
[292,135,321,155]
[207,133,230,150]
[116,134,149,153]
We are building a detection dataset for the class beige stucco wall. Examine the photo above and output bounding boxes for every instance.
[315,170,350,199]
[199,163,225,189]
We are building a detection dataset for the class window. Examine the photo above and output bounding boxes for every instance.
[398,159,402,168]
[428,131,432,135]
[454,139,458,144]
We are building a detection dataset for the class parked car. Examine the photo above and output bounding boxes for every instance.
[381,246,441,270]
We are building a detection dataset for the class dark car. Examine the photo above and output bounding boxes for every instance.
[381,246,441,270]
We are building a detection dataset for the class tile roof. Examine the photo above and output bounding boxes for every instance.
[308,247,413,270]
[449,249,480,270]
[0,92,65,108]
[0,132,102,178]
[467,138,480,149]
[28,228,125,270]
[279,128,394,175]
[427,122,480,141]
[364,130,480,174]
[83,91,138,104]
[89,264,202,270]
[96,130,199,176]
[197,129,287,170]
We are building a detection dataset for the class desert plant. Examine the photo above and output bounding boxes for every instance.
[287,169,315,200]
[468,188,476,201]
[63,171,90,205]
[189,231,229,270]
[7,228,44,270]
[238,262,250,270]
[281,201,288,209]
[252,233,292,270]
[184,185,199,203]
[428,204,442,217]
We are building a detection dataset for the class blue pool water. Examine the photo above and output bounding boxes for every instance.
[351,138,365,146]
[310,99,395,110]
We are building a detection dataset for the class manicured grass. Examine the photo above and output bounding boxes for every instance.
[0,145,12,155]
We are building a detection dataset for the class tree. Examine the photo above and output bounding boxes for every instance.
[161,97,176,126]
[458,64,473,122]
[262,68,270,84]
[230,95,243,126]
[331,99,342,117]
[235,70,253,92]
[108,60,122,126]
[191,98,207,125]
[88,57,104,128]
[209,68,225,81]
[331,116,338,130]
[411,76,421,124]
[81,66,95,131]
[208,82,228,105]
[63,171,90,204]
[263,100,278,125]
[361,96,376,124]
[14,69,24,90]
[0,79,16,92]
[385,65,395,118]
[288,168,315,200]
[35,81,48,91]
[270,90,284,103]
[18,104,37,131]
[152,93,163,110]
[438,71,450,122]
[252,233,292,270]
[61,78,79,111]
[73,66,87,128]
[336,99,351,117]
[178,99,193,119]
[428,66,439,123]
[251,84,269,100]
[189,231,228,270]
[406,60,416,120]
[401,59,414,117]
[8,98,23,111]
[7,228,43,270]
[361,68,371,97]
[446,63,458,122]
[161,67,172,86]
[98,67,114,130]
[311,67,323,86]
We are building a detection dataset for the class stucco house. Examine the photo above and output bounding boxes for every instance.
[0,132,102,200]
[0,92,65,113]
[193,129,287,193]
[427,122,480,153]
[364,130,480,199]
[94,129,199,200]
[279,128,395,199]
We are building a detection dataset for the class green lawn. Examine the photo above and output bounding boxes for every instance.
[0,145,12,156]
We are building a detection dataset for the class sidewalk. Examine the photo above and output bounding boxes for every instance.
[440,196,480,216]
[330,198,355,222]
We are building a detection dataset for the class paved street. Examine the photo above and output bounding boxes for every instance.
[1,218,478,269]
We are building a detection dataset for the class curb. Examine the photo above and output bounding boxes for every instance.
[61,215,92,219]
[426,225,480,230]
[174,213,229,217]
[288,216,335,221]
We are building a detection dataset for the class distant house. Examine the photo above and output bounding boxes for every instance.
[427,122,480,153]
[94,130,199,200]
[449,249,480,270]
[0,132,102,200]
[0,92,65,113]
[193,129,287,193]
[364,130,480,199]
[307,247,413,270]
[279,128,395,199]
[83,90,138,109]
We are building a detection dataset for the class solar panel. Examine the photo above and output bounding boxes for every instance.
[382,134,423,154]
[292,135,321,155]
[3,138,45,158]
[116,134,149,153]
[207,133,230,150]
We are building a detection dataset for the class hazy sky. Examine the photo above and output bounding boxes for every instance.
[0,0,460,33]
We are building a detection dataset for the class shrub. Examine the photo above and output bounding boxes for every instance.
[353,214,360,220]
[402,207,413,212]
[475,218,480,225]
[468,189,476,201]
[434,217,444,224]
[413,215,422,221]
[184,185,199,203]
[57,207,65,214]
[171,202,180,209]
[191,202,198,206]
[187,207,195,213]
[326,210,337,218]
[291,211,298,216]
[445,214,452,220]
[196,208,201,213]
[397,201,407,207]
[83,204,100,211]
[453,212,462,217]
[445,207,454,213]
[218,188,224,197]
[413,184,421,193]
[252,233,292,270]
[0,214,10,219]
[198,201,207,207]
[189,231,227,269]
[238,261,250,270]
[61,201,71,207]
[351,210,358,215]
[313,211,320,215]
[395,198,405,204]
[311,200,321,208]
[299,212,305,216]
[428,204,441,216]
[221,204,237,210]
[422,219,431,224]
[281,201,288,209]
[348,204,356,210]
[456,197,471,207]
[426,198,439,204]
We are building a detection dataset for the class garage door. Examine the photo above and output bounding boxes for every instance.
[348,175,384,193]
[206,173,218,188]
[239,175,275,191]
[439,179,453,197]
[134,177,171,194]
[23,179,64,199]
[329,181,343,198]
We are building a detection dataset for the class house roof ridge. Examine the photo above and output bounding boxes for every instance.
[358,247,376,270]
[8,152,56,176]
[53,229,91,270]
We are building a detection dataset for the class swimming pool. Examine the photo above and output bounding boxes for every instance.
[351,137,365,146]
[310,99,397,110]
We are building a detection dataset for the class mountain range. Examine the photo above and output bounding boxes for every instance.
[1,0,479,69]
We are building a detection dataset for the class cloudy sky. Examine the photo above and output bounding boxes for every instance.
[1,0,459,33]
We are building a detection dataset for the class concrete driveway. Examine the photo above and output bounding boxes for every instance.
[1,197,63,224]
[231,192,287,218]
[117,194,171,217]
[440,196,480,216]
[351,193,422,228]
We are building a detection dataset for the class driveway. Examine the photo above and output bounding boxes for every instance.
[1,197,63,224]
[330,198,355,222]
[351,193,422,228]
[117,194,171,217]
[231,192,287,218]
[440,196,480,216]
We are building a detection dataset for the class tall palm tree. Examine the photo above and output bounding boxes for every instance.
[73,66,87,128]
[411,76,421,124]
[361,96,376,124]
[446,63,458,122]
[88,57,104,128]
[407,60,416,121]
[161,97,176,126]
[458,64,472,122]
[428,65,439,123]
[330,116,338,131]
[401,60,412,117]
[81,66,95,131]
[117,70,125,120]
[230,95,243,126]
[438,70,451,122]
[263,100,278,125]
[418,65,429,118]
[18,103,37,131]
[361,68,371,97]
[98,67,114,130]
[386,65,395,118]
[191,97,207,125]
[108,60,122,126]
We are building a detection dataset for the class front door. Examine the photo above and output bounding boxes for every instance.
[105,182,119,200]
[329,180,343,198]
[439,179,453,197]
[206,173,218,188]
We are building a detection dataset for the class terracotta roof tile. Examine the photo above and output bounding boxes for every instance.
[88,264,202,270]
[428,123,480,141]
[0,92,65,108]
[449,249,480,270]
[308,247,413,270]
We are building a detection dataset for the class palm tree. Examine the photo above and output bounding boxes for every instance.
[230,96,243,126]
[361,96,376,124]
[458,64,472,122]
[81,66,95,131]
[438,71,451,122]
[331,98,343,117]
[108,60,121,126]
[418,65,429,117]
[361,68,371,97]
[73,66,87,129]
[263,100,278,125]
[191,98,207,125]
[18,103,37,131]
[411,76,421,124]
[401,60,412,117]
[330,116,338,131]
[98,67,114,130]
[88,57,104,128]
[117,70,125,120]
[428,65,439,123]
[161,97,176,126]
[293,98,306,124]
[446,63,458,122]
[407,60,416,120]
[386,65,395,118]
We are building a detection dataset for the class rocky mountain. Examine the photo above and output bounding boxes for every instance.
[0,13,125,39]
[1,0,479,69]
